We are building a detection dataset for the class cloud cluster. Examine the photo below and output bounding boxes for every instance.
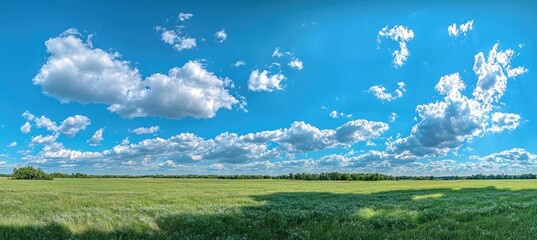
[22,111,90,137]
[447,20,474,37]
[22,119,388,168]
[247,48,304,92]
[369,82,406,102]
[222,147,537,176]
[34,30,241,119]
[387,44,526,160]
[288,59,303,70]
[377,25,414,67]
[178,13,193,21]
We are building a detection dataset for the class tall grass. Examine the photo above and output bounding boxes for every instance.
[1,178,537,239]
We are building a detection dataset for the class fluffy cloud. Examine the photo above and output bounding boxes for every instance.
[247,70,285,92]
[215,29,227,42]
[377,25,414,67]
[288,58,303,70]
[490,112,521,133]
[131,126,160,135]
[58,115,91,136]
[23,112,90,137]
[387,44,526,160]
[7,142,17,148]
[473,43,527,104]
[369,81,406,102]
[31,134,59,145]
[178,12,193,21]
[20,122,31,134]
[34,30,240,119]
[88,128,104,146]
[156,26,196,51]
[471,148,536,165]
[448,20,474,37]
[22,119,388,168]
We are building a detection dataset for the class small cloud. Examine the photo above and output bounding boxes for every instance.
[88,128,104,146]
[329,110,352,119]
[7,142,17,148]
[215,29,227,42]
[156,26,197,51]
[232,60,245,67]
[448,20,474,37]
[210,163,225,170]
[369,81,406,102]
[178,13,193,21]
[288,58,304,70]
[131,126,160,135]
[377,25,414,68]
[389,112,398,122]
[20,122,31,134]
[247,70,285,92]
[272,47,291,58]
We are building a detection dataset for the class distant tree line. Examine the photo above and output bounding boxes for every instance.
[4,167,537,181]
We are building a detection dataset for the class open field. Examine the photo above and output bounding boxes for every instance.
[1,178,537,239]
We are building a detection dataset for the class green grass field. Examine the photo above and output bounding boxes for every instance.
[1,178,537,239]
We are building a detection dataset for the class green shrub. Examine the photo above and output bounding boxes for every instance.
[11,166,53,180]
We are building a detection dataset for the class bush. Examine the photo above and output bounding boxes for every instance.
[11,166,53,180]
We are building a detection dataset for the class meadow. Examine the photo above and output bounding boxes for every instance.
[1,178,537,239]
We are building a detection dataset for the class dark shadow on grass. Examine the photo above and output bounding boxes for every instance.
[2,186,537,239]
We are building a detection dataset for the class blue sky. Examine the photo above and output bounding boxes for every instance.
[1,1,536,175]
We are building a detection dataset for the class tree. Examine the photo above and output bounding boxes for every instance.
[11,166,53,180]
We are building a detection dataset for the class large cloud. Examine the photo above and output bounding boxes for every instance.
[387,44,526,159]
[34,29,240,119]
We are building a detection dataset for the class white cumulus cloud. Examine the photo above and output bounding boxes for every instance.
[34,30,241,119]
[369,81,406,102]
[490,112,521,133]
[20,122,31,134]
[288,58,303,70]
[247,70,285,92]
[387,43,527,160]
[156,26,197,51]
[377,25,414,67]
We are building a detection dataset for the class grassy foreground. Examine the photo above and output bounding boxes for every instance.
[1,178,537,239]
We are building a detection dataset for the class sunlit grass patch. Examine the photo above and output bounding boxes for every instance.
[412,193,445,200]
